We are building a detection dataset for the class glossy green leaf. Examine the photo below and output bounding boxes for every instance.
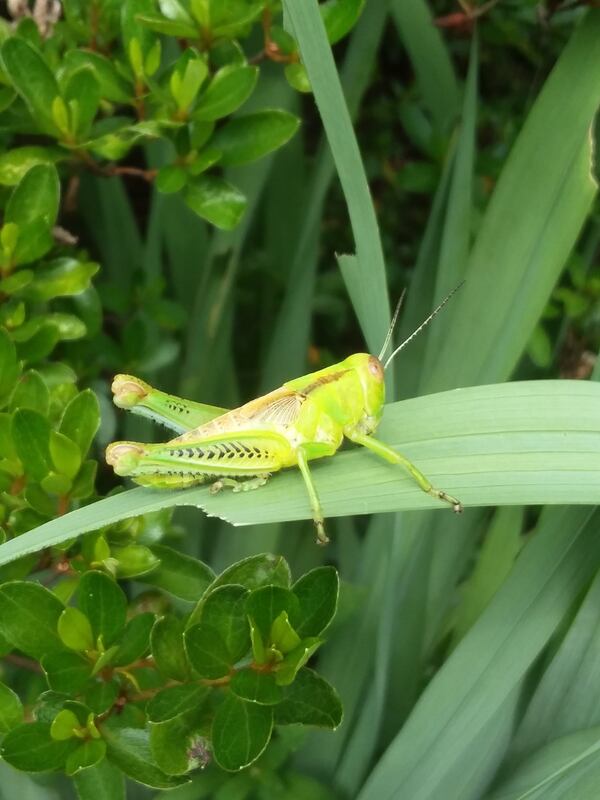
[0,581,64,658]
[77,571,127,647]
[0,328,20,406]
[0,268,33,296]
[230,669,283,706]
[151,615,189,681]
[101,717,186,788]
[143,544,214,601]
[246,585,300,642]
[136,14,197,37]
[65,738,106,776]
[6,164,60,229]
[12,219,54,267]
[285,62,311,93]
[210,553,291,592]
[0,721,76,771]
[159,0,195,24]
[170,51,207,112]
[212,693,273,771]
[45,312,86,341]
[42,651,93,693]
[0,146,64,187]
[150,709,207,775]
[194,64,258,121]
[9,370,49,415]
[64,50,132,104]
[0,681,23,733]
[184,175,247,229]
[84,682,119,716]
[27,258,98,300]
[72,758,125,800]
[50,430,82,480]
[112,543,159,578]
[50,708,80,740]
[275,636,323,686]
[155,165,187,194]
[210,110,300,166]
[184,622,231,679]
[70,460,97,500]
[64,67,101,139]
[58,607,94,651]
[292,566,339,637]
[59,389,100,456]
[188,584,250,660]
[112,613,154,667]
[275,668,342,728]
[0,38,61,135]
[321,0,365,44]
[146,684,209,723]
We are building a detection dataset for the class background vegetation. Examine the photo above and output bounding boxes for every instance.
[0,0,598,798]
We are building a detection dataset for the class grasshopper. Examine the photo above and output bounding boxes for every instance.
[106,286,463,544]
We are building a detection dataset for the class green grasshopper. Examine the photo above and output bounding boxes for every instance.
[106,286,463,544]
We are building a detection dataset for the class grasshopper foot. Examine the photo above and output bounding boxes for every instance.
[430,487,463,513]
[315,520,330,546]
[210,475,270,495]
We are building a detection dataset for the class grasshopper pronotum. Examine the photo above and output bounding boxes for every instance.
[106,286,463,544]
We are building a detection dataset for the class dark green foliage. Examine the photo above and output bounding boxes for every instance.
[0,554,339,782]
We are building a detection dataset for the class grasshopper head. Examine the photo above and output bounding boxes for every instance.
[343,353,385,432]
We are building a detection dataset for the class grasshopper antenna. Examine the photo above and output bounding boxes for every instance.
[378,288,407,361]
[383,281,465,370]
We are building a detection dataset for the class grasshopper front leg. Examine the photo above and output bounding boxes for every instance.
[295,443,338,546]
[345,429,463,513]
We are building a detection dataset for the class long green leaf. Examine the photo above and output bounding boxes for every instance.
[424,11,600,393]
[510,569,600,762]
[262,0,389,390]
[486,728,600,800]
[392,0,459,131]
[282,0,390,355]
[0,380,598,566]
[357,506,600,800]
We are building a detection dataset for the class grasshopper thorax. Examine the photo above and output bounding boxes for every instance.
[341,353,385,434]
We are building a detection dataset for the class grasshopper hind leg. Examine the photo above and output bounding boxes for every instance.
[106,442,207,489]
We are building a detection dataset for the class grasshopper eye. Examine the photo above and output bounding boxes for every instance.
[368,356,384,380]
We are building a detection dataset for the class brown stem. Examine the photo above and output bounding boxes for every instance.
[3,654,42,673]
[57,494,70,516]
[77,151,156,183]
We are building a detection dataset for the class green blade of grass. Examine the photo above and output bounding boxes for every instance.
[282,0,390,356]
[392,0,459,131]
[1,379,599,566]
[509,569,600,763]
[357,505,600,800]
[486,728,600,800]
[424,11,600,393]
[421,34,477,382]
[262,0,389,390]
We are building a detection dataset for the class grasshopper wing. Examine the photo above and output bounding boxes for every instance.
[171,386,305,443]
